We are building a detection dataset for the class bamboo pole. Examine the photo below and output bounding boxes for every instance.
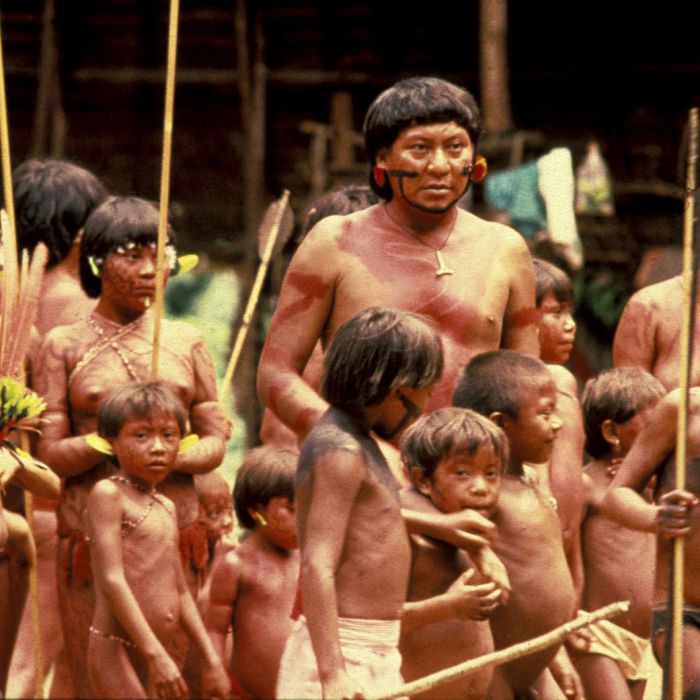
[220,189,290,402]
[670,105,698,700]
[377,602,630,700]
[151,0,180,380]
[0,15,45,697]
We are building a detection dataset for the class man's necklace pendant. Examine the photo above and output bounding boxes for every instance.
[435,250,455,276]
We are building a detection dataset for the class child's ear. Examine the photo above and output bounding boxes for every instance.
[248,507,268,527]
[488,411,507,429]
[410,466,432,496]
[601,419,620,448]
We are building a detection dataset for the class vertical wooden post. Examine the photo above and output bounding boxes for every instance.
[479,0,513,134]
[330,90,354,170]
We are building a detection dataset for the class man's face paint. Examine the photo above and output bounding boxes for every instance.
[378,122,475,214]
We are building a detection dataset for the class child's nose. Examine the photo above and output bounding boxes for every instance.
[564,315,576,331]
[552,414,563,432]
[151,436,166,451]
[140,256,156,276]
[470,476,488,495]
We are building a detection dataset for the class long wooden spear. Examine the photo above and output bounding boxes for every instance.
[0,12,45,697]
[219,188,293,402]
[151,0,180,379]
[376,601,630,700]
[669,105,698,700]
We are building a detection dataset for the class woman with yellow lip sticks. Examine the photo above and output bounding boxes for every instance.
[32,196,231,698]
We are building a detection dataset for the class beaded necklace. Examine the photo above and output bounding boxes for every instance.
[83,314,143,382]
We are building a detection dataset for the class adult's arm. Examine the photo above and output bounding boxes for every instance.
[501,232,539,356]
[257,223,340,441]
[32,331,104,477]
[176,331,231,475]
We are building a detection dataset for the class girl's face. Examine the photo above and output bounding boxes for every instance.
[99,244,170,317]
[537,292,576,365]
[110,412,181,488]
[413,444,502,518]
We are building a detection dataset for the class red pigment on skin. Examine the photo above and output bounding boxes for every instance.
[273,272,331,326]
[509,306,541,328]
[265,376,294,413]
[417,296,481,342]
[292,408,316,435]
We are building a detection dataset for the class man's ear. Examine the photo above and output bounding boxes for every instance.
[410,466,432,497]
[489,411,507,429]
[601,419,620,448]
[375,148,388,169]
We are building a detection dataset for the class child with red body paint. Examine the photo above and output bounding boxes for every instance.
[573,368,665,700]
[453,350,580,699]
[85,382,230,700]
[532,258,586,603]
[604,384,700,698]
[205,446,299,700]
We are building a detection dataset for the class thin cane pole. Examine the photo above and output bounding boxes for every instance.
[151,0,180,380]
[0,13,45,696]
[377,602,630,700]
[0,11,16,368]
[219,189,290,402]
[671,106,698,700]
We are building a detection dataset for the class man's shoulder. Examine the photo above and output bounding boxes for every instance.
[455,209,527,246]
[629,276,681,309]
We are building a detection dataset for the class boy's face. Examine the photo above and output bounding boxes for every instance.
[615,402,657,456]
[199,492,234,541]
[257,496,298,550]
[110,412,181,487]
[502,378,561,465]
[374,383,436,444]
[377,121,474,213]
[413,444,502,518]
[538,292,576,365]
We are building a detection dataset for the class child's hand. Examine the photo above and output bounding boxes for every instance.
[470,546,510,604]
[657,489,699,539]
[147,652,189,699]
[550,646,585,699]
[201,662,232,699]
[443,509,497,549]
[446,568,502,621]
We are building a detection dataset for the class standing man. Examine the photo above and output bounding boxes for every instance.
[258,76,539,445]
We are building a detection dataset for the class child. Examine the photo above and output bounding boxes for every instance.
[533,257,586,602]
[453,349,579,699]
[399,407,508,699]
[605,385,700,697]
[276,307,506,699]
[85,382,230,699]
[574,367,665,699]
[194,470,236,580]
[533,257,577,366]
[205,445,299,699]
